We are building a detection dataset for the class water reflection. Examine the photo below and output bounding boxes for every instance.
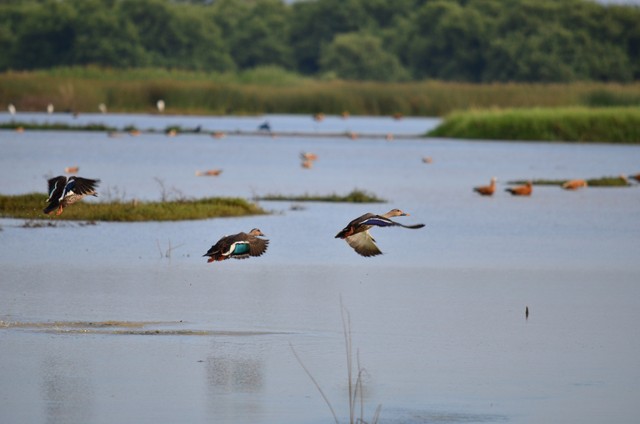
[205,345,265,423]
[41,355,93,424]
[206,355,264,393]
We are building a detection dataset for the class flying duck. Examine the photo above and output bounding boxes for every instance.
[474,177,497,196]
[43,176,100,215]
[203,228,269,262]
[335,209,425,257]
[506,181,533,196]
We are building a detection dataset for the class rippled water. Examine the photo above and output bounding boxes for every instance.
[1,114,639,424]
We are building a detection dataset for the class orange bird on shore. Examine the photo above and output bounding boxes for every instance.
[562,179,588,190]
[506,181,533,196]
[474,177,497,196]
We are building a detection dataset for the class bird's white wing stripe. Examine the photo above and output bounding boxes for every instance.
[48,180,59,200]
[223,242,239,256]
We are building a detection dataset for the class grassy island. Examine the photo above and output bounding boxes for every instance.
[0,194,267,222]
[255,189,386,203]
[508,176,631,187]
[428,107,640,143]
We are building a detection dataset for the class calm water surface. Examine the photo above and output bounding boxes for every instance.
[1,114,639,424]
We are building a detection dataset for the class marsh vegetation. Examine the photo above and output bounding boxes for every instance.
[508,176,631,187]
[2,69,640,117]
[0,193,267,222]
[428,107,640,143]
[256,189,385,204]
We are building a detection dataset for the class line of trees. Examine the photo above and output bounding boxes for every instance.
[1,0,639,82]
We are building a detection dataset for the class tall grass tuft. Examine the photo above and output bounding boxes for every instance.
[428,107,640,143]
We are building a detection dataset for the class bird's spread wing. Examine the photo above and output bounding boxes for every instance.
[66,177,100,197]
[203,240,225,258]
[46,176,67,201]
[345,231,382,257]
[248,237,269,257]
[359,216,397,227]
[228,237,268,259]
[360,216,425,230]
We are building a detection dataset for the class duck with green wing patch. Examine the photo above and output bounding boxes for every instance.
[204,228,269,263]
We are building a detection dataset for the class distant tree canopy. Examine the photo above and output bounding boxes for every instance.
[1,0,639,82]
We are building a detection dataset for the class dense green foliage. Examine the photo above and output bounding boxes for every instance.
[3,69,640,116]
[428,107,640,143]
[256,189,386,203]
[0,193,267,221]
[0,0,639,82]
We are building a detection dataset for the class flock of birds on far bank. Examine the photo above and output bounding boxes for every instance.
[6,101,403,141]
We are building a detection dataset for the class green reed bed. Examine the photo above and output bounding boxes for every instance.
[0,193,267,222]
[256,189,386,203]
[3,68,640,116]
[428,107,640,143]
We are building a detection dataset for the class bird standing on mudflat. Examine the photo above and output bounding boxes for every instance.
[204,228,269,262]
[335,209,425,257]
[43,175,100,216]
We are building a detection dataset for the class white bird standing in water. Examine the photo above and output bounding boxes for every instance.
[8,104,16,115]
[47,103,54,114]
[156,99,165,113]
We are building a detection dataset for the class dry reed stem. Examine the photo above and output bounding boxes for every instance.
[291,301,381,424]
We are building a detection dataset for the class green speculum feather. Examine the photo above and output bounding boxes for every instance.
[232,243,250,255]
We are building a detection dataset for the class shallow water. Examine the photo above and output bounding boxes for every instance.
[1,115,640,424]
